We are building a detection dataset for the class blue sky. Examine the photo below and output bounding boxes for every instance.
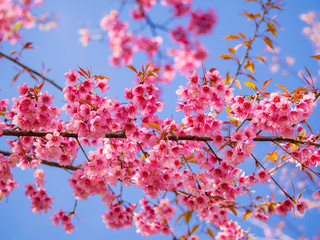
[1,0,320,239]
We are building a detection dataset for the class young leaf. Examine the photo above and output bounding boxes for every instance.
[218,54,233,59]
[176,212,186,223]
[237,32,246,39]
[228,47,236,55]
[125,64,138,74]
[244,81,257,90]
[244,60,255,73]
[190,224,199,235]
[275,84,289,94]
[144,122,160,130]
[223,34,240,40]
[256,56,266,64]
[11,73,20,85]
[264,37,274,49]
[243,209,252,220]
[235,80,241,89]
[311,55,320,60]
[261,78,272,90]
[267,22,277,37]
[207,228,215,239]
[185,211,192,223]
[226,105,232,118]
[23,42,36,49]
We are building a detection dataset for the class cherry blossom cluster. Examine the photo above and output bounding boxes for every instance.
[134,197,175,236]
[50,209,76,234]
[0,153,18,197]
[0,65,319,238]
[6,83,61,131]
[0,0,44,43]
[80,0,217,82]
[24,183,53,214]
[251,93,316,137]
[69,168,116,206]
[102,203,136,229]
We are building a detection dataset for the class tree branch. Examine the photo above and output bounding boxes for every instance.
[250,153,294,201]
[0,51,63,91]
[274,142,320,178]
[0,150,80,171]
[230,1,270,87]
[2,129,320,147]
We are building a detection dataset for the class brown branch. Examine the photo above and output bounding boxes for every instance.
[274,142,320,178]
[250,153,294,201]
[0,51,63,91]
[269,159,290,175]
[2,129,320,147]
[0,150,80,171]
[230,1,270,87]
[76,138,90,162]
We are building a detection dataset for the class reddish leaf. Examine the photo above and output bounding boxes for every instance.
[125,65,138,74]
[218,54,233,59]
[306,171,314,182]
[11,73,20,85]
[261,78,272,90]
[223,34,240,40]
[264,37,274,49]
[275,84,289,94]
[23,42,36,49]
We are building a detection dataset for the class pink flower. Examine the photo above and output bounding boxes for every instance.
[296,201,308,214]
[256,169,271,184]
[64,69,79,85]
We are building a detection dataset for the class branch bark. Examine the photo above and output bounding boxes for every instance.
[2,129,320,147]
[0,150,80,171]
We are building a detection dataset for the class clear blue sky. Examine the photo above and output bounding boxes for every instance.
[1,0,320,239]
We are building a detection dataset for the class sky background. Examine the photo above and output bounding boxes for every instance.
[1,0,320,239]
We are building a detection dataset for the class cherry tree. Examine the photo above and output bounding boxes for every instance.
[0,0,320,239]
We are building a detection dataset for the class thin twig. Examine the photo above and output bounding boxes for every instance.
[250,153,294,201]
[274,142,320,178]
[230,1,270,87]
[137,142,149,158]
[205,141,222,162]
[0,150,80,171]
[0,51,63,91]
[269,159,290,175]
[76,138,90,162]
[2,129,320,147]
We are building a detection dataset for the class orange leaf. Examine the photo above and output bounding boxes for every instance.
[311,55,320,60]
[243,209,252,220]
[218,54,233,59]
[207,229,215,239]
[306,171,314,182]
[237,32,246,39]
[235,80,241,89]
[247,74,256,81]
[228,47,236,55]
[244,60,255,73]
[256,56,266,64]
[244,81,257,90]
[267,22,277,37]
[23,42,36,49]
[262,78,272,89]
[144,122,160,130]
[275,84,289,94]
[264,37,274,49]
[223,34,240,40]
[125,64,138,74]
[11,73,20,85]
